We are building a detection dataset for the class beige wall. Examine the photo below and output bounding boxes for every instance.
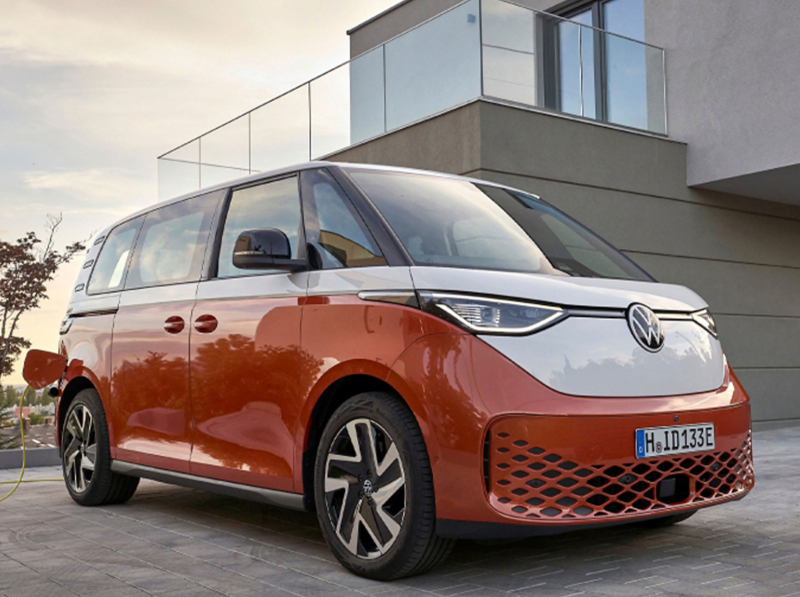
[330,101,800,424]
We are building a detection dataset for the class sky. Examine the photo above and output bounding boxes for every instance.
[0,0,396,385]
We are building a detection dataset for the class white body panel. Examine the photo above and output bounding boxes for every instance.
[410,267,707,311]
[483,318,724,398]
[410,267,723,398]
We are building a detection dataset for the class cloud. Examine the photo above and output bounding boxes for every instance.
[23,168,150,206]
[0,0,399,384]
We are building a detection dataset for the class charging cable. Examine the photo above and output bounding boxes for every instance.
[0,385,63,502]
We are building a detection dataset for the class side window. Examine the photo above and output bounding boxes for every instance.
[87,217,143,294]
[125,192,219,289]
[217,176,304,278]
[300,169,386,269]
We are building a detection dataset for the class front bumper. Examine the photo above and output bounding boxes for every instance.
[485,407,753,524]
[435,405,752,539]
[390,332,753,539]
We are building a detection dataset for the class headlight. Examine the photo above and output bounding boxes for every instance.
[418,292,566,335]
[691,309,718,337]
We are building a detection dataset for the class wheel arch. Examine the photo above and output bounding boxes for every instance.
[299,372,431,511]
[57,376,96,453]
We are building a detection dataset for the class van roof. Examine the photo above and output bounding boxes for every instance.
[101,161,530,237]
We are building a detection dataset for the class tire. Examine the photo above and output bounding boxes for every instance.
[638,510,697,528]
[314,392,455,580]
[61,388,139,506]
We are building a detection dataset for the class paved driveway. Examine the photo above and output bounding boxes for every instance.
[1,426,798,597]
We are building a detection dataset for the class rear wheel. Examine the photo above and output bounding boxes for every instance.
[314,392,455,579]
[62,389,139,506]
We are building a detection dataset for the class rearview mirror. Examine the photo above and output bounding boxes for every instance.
[232,229,306,271]
[23,349,67,390]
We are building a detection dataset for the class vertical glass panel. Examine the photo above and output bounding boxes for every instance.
[482,0,533,52]
[384,0,481,131]
[603,0,647,130]
[646,45,667,134]
[579,24,597,119]
[557,19,582,116]
[481,0,536,106]
[349,47,386,145]
[250,86,310,173]
[200,164,250,189]
[158,158,200,201]
[604,32,647,130]
[200,115,249,171]
[558,11,596,119]
[164,139,199,163]
[311,63,351,159]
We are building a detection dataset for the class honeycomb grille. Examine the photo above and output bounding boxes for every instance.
[487,430,753,520]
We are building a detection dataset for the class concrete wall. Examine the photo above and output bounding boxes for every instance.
[329,100,800,424]
[644,0,800,198]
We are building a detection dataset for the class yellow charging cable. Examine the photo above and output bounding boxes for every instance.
[0,385,63,501]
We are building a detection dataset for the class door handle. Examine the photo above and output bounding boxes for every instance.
[164,316,185,334]
[193,314,218,334]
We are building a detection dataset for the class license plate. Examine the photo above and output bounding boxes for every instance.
[635,423,715,458]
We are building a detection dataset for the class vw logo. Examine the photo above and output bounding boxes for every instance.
[362,479,374,497]
[626,303,664,352]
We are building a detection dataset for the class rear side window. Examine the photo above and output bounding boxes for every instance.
[87,217,143,294]
[125,192,220,289]
[217,176,304,278]
[301,169,386,269]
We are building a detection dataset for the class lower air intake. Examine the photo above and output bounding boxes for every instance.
[485,416,753,521]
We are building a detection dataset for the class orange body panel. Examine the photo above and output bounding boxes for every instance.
[293,295,461,492]
[389,329,752,526]
[188,297,304,492]
[110,301,195,473]
[58,293,751,532]
[58,314,115,449]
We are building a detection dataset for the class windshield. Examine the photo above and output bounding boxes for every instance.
[348,169,651,281]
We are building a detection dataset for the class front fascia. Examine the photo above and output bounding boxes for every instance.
[389,330,750,528]
[482,317,725,397]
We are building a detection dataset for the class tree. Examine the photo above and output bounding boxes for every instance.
[0,214,85,379]
[0,383,20,449]
[22,386,37,406]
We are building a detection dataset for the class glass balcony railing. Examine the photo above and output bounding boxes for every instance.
[158,0,666,200]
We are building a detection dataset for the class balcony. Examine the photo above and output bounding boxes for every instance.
[157,0,666,200]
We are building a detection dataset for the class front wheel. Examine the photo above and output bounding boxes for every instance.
[314,392,455,580]
[62,389,139,506]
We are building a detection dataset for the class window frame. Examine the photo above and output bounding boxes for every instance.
[122,191,224,291]
[208,172,308,280]
[85,216,145,296]
[546,0,644,122]
[299,168,388,271]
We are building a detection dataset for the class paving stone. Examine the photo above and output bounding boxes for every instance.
[0,426,799,596]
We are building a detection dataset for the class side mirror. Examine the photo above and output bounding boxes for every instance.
[23,349,67,390]
[232,229,306,271]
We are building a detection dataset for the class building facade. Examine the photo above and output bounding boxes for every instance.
[158,0,800,427]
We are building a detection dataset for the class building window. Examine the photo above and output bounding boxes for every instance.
[551,0,647,130]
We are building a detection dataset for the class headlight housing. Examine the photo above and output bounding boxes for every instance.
[418,292,566,335]
[691,309,718,337]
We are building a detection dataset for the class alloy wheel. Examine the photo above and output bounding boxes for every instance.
[324,418,406,559]
[63,404,97,494]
